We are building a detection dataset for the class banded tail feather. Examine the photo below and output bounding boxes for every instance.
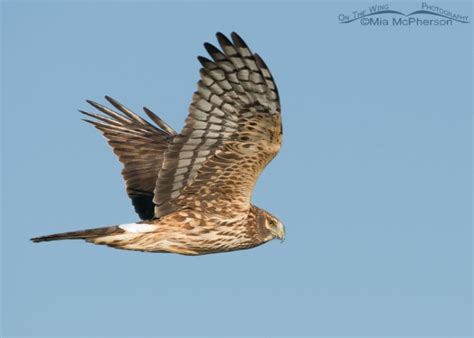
[31,225,124,243]
[32,222,163,253]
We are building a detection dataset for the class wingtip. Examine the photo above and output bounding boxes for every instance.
[203,42,217,52]
[78,110,95,120]
[204,42,224,60]
[143,106,177,136]
[197,55,214,67]
[105,96,125,110]
[86,99,103,110]
[230,31,247,47]
[230,32,246,45]
[216,31,232,46]
[81,118,97,125]
[104,95,117,105]
[78,109,90,115]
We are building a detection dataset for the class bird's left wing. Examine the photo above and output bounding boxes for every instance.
[81,97,177,220]
[153,32,281,219]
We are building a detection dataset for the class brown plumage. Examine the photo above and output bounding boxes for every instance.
[31,32,285,255]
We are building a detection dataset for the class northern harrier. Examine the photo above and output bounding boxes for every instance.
[32,32,284,255]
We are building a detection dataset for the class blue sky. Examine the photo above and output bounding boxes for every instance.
[1,1,472,337]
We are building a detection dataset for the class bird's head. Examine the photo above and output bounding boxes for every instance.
[257,208,285,242]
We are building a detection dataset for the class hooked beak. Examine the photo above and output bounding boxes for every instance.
[275,222,286,243]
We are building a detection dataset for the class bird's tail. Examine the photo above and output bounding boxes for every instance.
[31,226,124,243]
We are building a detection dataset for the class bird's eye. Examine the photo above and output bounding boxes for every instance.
[268,219,275,227]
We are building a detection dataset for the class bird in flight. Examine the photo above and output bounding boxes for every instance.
[32,32,284,255]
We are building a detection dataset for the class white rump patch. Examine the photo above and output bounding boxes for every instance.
[119,223,156,233]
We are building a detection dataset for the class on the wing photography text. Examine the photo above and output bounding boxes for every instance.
[338,2,469,26]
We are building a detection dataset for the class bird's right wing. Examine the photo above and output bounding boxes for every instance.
[153,32,281,219]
